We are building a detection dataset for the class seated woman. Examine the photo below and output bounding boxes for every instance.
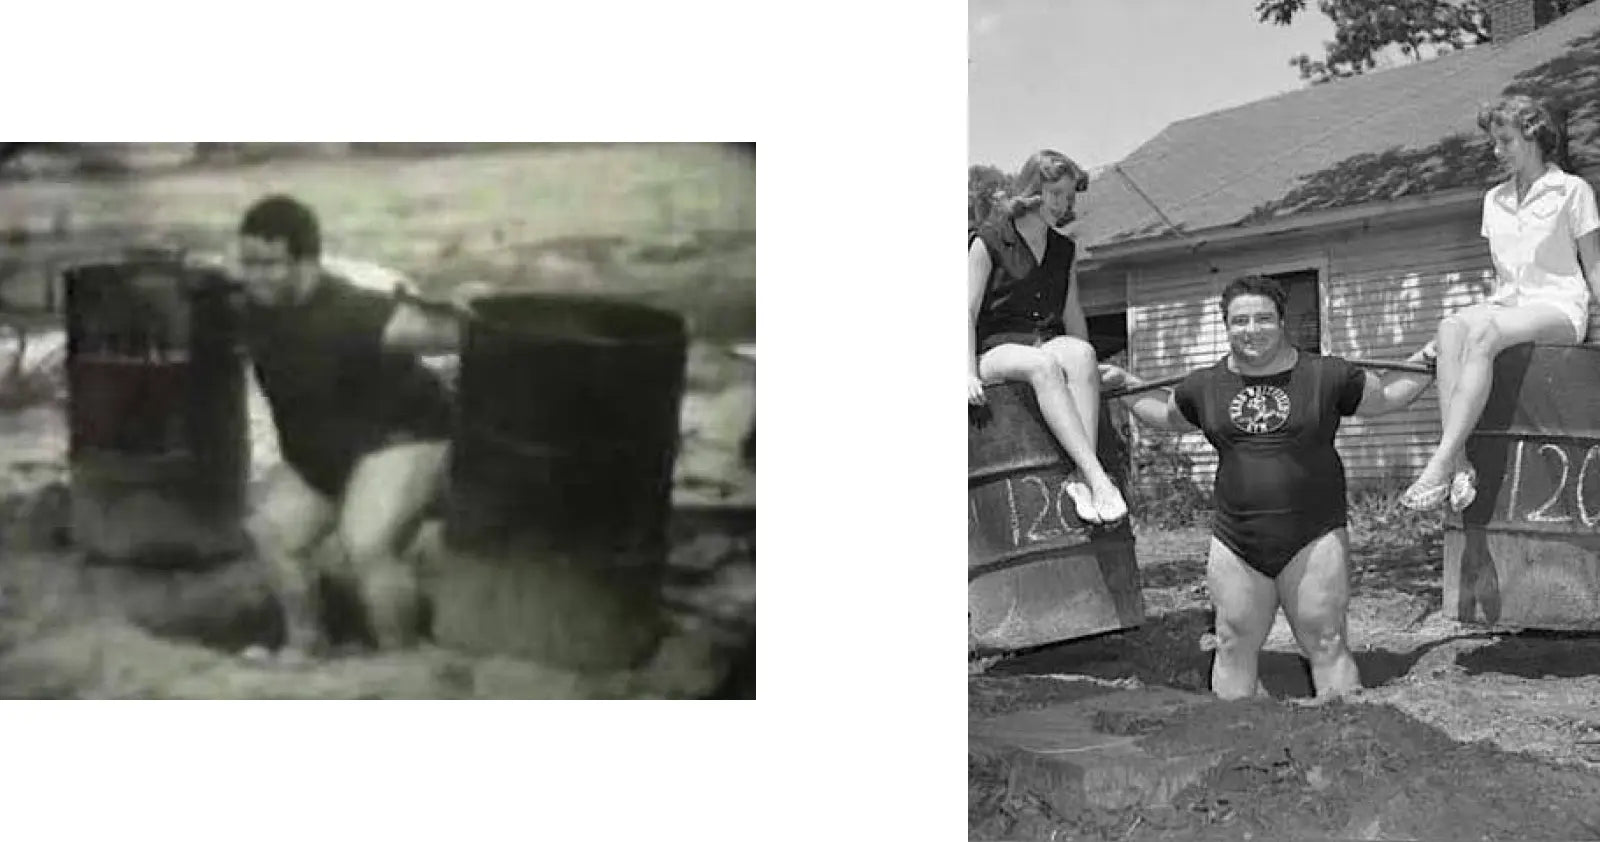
[1403,95,1600,511]
[967,150,1127,524]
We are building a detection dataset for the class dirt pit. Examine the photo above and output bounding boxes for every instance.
[0,337,754,699]
[0,510,753,699]
[971,526,1600,840]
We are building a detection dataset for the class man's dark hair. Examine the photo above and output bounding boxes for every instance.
[239,194,321,260]
[1220,275,1287,321]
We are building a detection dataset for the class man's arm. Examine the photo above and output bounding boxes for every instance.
[383,299,461,355]
[1100,364,1197,432]
[1352,346,1436,417]
[381,282,494,355]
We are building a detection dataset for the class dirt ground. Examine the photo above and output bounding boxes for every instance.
[970,525,1600,841]
[0,334,754,700]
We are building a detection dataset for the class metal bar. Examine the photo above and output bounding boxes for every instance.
[1102,373,1186,400]
[1097,358,1431,401]
[1354,359,1433,375]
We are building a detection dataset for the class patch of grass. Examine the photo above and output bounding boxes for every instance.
[1346,475,1444,556]
[1128,435,1213,531]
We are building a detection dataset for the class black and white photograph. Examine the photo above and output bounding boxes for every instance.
[968,1,1600,838]
[0,142,755,700]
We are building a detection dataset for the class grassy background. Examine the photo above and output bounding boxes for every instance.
[0,143,756,340]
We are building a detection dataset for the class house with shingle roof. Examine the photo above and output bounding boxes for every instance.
[1071,0,1600,483]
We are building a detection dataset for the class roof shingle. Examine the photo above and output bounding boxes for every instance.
[1075,3,1600,251]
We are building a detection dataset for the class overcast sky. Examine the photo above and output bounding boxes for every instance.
[970,0,1336,171]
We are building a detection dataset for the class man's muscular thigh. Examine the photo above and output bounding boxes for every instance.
[339,440,450,566]
[246,462,337,564]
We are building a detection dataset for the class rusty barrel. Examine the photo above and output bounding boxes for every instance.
[432,294,687,670]
[1446,343,1600,629]
[969,382,1143,650]
[64,250,248,566]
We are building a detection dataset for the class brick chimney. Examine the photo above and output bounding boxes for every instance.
[1486,0,1559,41]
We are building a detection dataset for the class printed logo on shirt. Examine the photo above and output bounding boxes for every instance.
[1229,384,1291,434]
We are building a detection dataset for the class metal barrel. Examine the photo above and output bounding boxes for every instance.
[433,293,688,670]
[1445,343,1600,629]
[968,382,1143,650]
[64,252,248,566]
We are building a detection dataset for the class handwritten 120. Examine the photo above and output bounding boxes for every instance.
[1499,439,1600,527]
[970,473,1094,550]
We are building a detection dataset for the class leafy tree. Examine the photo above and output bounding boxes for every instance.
[968,164,1011,229]
[1258,0,1595,85]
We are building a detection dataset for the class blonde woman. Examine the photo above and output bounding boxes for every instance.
[1402,95,1600,511]
[967,150,1126,524]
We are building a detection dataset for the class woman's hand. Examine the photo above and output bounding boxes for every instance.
[1412,339,1439,369]
[968,374,987,406]
[1098,363,1133,391]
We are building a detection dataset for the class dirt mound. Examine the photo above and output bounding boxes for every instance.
[971,691,1600,841]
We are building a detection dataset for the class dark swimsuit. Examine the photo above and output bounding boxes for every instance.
[244,273,455,498]
[970,215,1075,357]
[1174,353,1367,578]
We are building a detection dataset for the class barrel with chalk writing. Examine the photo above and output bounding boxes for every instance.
[1445,343,1600,629]
[969,381,1142,650]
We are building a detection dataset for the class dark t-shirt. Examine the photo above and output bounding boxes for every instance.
[1174,353,1367,522]
[244,273,454,497]
[970,214,1076,345]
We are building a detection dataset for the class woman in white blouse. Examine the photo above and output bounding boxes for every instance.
[1402,95,1600,511]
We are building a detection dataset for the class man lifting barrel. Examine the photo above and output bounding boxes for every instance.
[207,194,486,662]
[1099,275,1435,701]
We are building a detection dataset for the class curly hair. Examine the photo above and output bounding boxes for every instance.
[1220,275,1287,321]
[1477,94,1568,169]
[239,194,322,260]
[999,150,1089,220]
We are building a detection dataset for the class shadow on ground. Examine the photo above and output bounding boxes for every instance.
[1457,629,1600,679]
[986,605,1477,700]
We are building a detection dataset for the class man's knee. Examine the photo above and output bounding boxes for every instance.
[1213,605,1272,655]
[246,469,331,558]
[1294,615,1347,662]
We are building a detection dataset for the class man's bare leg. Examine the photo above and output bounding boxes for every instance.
[1207,538,1279,700]
[245,463,336,662]
[339,440,450,650]
[1278,528,1361,700]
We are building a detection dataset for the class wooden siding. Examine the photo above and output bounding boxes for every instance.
[1323,214,1492,482]
[1076,263,1128,316]
[1124,236,1331,483]
[1118,211,1538,487]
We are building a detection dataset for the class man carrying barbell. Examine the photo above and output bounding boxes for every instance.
[1099,275,1436,702]
[200,193,489,663]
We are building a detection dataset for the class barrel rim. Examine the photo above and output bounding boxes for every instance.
[467,292,687,348]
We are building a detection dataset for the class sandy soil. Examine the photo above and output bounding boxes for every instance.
[0,328,754,699]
